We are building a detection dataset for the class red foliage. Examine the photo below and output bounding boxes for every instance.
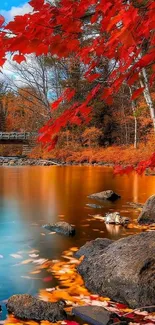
[0,0,155,171]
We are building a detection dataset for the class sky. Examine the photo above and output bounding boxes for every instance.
[0,0,32,21]
[0,0,32,83]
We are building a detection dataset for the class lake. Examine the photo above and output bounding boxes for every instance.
[0,166,154,319]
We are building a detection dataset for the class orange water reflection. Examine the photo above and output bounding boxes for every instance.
[0,166,154,312]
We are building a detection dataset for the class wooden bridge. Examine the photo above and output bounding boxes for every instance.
[0,132,38,155]
[0,132,37,144]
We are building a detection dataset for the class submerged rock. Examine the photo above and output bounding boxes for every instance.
[126,202,144,209]
[43,221,75,236]
[75,238,113,258]
[7,294,67,322]
[78,232,155,308]
[88,190,121,201]
[86,204,103,209]
[104,212,130,226]
[138,195,155,225]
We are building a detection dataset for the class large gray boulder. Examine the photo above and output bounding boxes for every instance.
[43,221,75,236]
[75,238,113,259]
[88,190,121,201]
[138,195,155,224]
[77,232,155,309]
[7,294,66,322]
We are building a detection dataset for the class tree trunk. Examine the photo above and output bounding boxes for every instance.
[129,86,138,149]
[139,68,155,131]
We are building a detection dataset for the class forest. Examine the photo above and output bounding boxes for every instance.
[0,0,154,170]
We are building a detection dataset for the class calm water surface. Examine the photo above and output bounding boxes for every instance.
[0,166,155,319]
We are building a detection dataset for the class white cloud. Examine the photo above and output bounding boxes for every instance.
[0,3,33,22]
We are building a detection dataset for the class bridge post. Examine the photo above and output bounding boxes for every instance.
[22,139,36,156]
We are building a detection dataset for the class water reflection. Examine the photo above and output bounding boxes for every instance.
[0,166,154,318]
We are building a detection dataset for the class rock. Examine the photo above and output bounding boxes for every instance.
[104,212,130,226]
[77,232,155,308]
[86,204,103,209]
[73,306,112,325]
[138,195,155,224]
[126,202,144,209]
[7,294,67,322]
[73,306,131,325]
[88,190,120,201]
[145,168,155,176]
[75,238,113,259]
[9,160,15,165]
[43,221,75,236]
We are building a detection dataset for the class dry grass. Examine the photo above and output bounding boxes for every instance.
[30,142,154,166]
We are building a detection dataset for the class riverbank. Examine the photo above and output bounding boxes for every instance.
[0,156,114,167]
[0,157,61,166]
[29,143,154,166]
[0,142,154,168]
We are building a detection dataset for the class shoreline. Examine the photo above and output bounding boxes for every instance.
[0,157,154,175]
[0,156,115,167]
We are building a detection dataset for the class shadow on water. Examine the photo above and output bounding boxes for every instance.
[0,166,154,319]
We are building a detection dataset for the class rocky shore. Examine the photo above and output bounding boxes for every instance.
[0,157,61,166]
[0,157,114,167]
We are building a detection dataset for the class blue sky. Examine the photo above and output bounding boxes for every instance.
[0,0,32,21]
[0,0,28,10]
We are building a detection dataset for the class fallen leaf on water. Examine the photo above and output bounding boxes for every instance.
[33,258,48,265]
[20,259,33,265]
[135,310,148,316]
[64,321,80,325]
[10,254,23,259]
[30,270,41,274]
[82,224,90,227]
[41,233,45,236]
[48,232,56,235]
[45,288,55,292]
[41,322,57,325]
[145,316,155,321]
[29,254,39,258]
[26,321,38,325]
[28,249,39,254]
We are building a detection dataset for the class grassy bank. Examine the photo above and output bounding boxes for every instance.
[30,143,154,166]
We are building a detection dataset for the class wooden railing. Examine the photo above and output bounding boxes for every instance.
[0,132,37,141]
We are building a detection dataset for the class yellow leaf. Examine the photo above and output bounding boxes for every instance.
[30,270,41,274]
[70,247,78,252]
[21,259,33,265]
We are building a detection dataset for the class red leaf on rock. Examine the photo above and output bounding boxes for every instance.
[65,321,80,325]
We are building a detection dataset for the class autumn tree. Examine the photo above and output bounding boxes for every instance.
[0,0,154,171]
